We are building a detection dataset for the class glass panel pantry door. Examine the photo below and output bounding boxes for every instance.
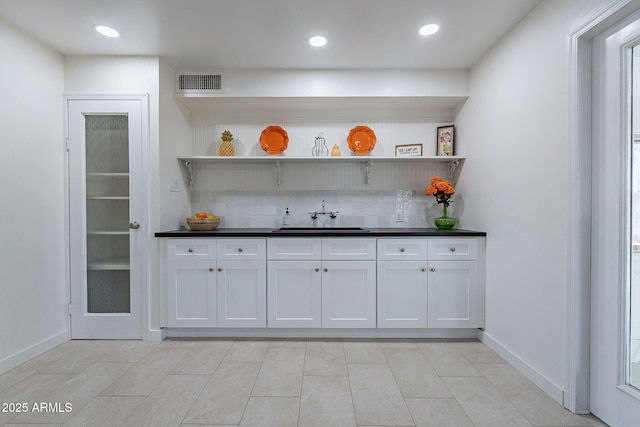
[67,98,145,339]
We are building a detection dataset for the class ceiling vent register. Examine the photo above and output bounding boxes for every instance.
[176,72,223,96]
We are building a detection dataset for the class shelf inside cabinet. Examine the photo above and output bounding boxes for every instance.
[178,155,464,189]
[87,260,130,271]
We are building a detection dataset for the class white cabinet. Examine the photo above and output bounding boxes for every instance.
[167,239,217,327]
[427,239,478,260]
[377,239,429,261]
[217,260,267,327]
[267,238,376,328]
[322,260,377,328]
[425,238,480,328]
[163,235,484,332]
[167,260,217,327]
[216,239,266,327]
[377,261,428,328]
[377,237,484,329]
[267,238,322,328]
[268,261,322,328]
[166,238,267,328]
[427,260,479,328]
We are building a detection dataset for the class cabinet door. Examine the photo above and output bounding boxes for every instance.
[427,261,479,328]
[267,261,322,328]
[377,261,428,328]
[322,261,376,328]
[167,261,216,327]
[216,260,266,327]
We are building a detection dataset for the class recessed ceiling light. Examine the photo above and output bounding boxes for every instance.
[308,36,327,47]
[94,24,120,38]
[418,24,439,36]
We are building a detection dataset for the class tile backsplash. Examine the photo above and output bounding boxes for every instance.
[189,189,457,229]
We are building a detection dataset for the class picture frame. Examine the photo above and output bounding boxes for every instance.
[436,125,455,156]
[395,143,423,157]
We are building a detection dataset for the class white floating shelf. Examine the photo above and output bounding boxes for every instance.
[178,156,464,189]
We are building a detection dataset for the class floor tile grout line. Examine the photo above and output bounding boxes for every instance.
[179,343,232,427]
[238,342,265,425]
[296,339,308,427]
[342,340,360,427]
[380,344,419,427]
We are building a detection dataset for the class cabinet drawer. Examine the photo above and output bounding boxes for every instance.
[321,238,376,260]
[377,239,428,261]
[268,238,322,260]
[428,239,478,260]
[167,239,216,260]
[217,239,266,260]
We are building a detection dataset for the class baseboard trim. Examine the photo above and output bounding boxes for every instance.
[165,328,480,339]
[0,330,69,375]
[478,330,564,404]
[144,328,166,342]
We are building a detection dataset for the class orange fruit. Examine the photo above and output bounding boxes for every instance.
[197,211,207,218]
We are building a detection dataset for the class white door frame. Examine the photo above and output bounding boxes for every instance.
[567,0,640,415]
[64,94,150,339]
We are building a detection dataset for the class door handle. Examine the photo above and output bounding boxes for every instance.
[129,221,140,230]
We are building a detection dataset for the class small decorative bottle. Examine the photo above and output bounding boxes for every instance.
[330,144,341,156]
[312,132,329,156]
[282,207,291,227]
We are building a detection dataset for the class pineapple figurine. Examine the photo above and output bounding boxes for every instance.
[218,130,235,156]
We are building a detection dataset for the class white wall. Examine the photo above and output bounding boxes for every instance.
[455,0,611,401]
[0,18,67,372]
[64,56,161,337]
[159,60,192,230]
[188,69,469,98]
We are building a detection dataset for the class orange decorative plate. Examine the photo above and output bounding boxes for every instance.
[260,126,289,155]
[347,126,376,155]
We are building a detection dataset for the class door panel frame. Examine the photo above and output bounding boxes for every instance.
[568,0,640,419]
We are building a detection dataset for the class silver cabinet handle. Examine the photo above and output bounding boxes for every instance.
[421,267,427,272]
[315,268,320,272]
[238,248,244,253]
[430,267,436,272]
[399,248,406,253]
[129,221,140,229]
[450,247,456,252]
[323,268,328,272]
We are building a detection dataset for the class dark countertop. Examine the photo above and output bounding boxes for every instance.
[154,227,486,238]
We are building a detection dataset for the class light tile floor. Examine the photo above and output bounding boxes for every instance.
[0,338,607,427]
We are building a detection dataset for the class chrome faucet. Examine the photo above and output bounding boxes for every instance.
[309,200,338,220]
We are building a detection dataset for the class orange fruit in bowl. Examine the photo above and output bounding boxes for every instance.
[197,211,207,218]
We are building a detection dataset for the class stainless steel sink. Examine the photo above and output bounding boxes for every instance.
[272,227,370,233]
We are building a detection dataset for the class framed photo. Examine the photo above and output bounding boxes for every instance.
[395,143,423,157]
[436,125,455,156]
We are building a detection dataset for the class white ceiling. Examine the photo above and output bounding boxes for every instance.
[0,0,541,70]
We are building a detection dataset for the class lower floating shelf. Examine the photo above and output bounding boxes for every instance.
[178,156,464,188]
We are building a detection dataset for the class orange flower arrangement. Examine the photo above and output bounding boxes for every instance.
[425,176,455,207]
